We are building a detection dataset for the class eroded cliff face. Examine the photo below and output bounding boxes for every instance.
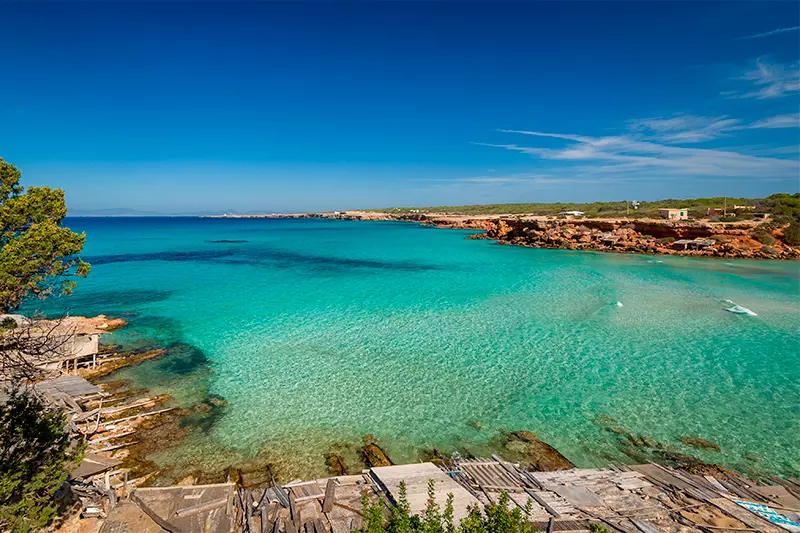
[462,218,799,259]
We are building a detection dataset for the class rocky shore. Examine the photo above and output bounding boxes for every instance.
[467,217,800,259]
[215,211,799,259]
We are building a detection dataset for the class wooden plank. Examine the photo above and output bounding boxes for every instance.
[290,492,300,529]
[322,479,336,513]
[130,492,185,533]
[173,497,228,518]
[528,491,562,518]
[274,486,291,509]
[294,494,325,504]
[285,480,321,488]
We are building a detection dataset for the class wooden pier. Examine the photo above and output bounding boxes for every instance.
[85,457,800,533]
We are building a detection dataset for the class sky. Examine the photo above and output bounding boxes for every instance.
[1,1,799,214]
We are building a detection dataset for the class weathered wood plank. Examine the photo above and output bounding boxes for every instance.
[323,479,336,513]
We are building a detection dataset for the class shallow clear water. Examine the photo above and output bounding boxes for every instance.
[29,217,800,478]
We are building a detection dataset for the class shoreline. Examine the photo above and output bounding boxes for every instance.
[203,211,799,260]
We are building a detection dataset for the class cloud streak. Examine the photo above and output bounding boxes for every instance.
[739,26,800,40]
[731,58,800,99]
[478,128,799,181]
[627,115,741,143]
[623,113,800,143]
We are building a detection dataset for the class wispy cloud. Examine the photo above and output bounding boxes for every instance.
[478,129,799,181]
[622,112,799,143]
[627,115,741,143]
[739,26,800,40]
[748,113,800,129]
[731,58,800,99]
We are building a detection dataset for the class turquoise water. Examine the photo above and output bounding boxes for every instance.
[30,218,800,478]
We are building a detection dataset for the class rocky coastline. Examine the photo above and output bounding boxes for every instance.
[208,211,799,259]
[466,217,800,260]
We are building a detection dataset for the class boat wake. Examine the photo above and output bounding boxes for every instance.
[724,300,757,316]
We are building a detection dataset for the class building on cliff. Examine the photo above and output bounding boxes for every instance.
[658,208,689,220]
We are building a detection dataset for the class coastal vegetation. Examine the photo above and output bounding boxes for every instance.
[0,158,89,314]
[0,387,84,533]
[0,158,90,531]
[369,193,800,220]
[360,480,541,533]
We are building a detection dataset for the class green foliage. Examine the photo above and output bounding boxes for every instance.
[756,193,800,223]
[784,221,800,246]
[0,158,90,313]
[359,480,540,533]
[750,230,776,246]
[0,387,84,532]
[369,197,762,219]
[588,524,611,533]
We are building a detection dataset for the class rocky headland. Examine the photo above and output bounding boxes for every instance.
[465,217,800,259]
[208,211,800,259]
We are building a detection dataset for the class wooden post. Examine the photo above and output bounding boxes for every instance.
[246,490,254,533]
[322,479,336,513]
[226,483,234,516]
[290,492,300,530]
[260,502,270,533]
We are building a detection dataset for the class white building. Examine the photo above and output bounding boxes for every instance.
[658,208,689,220]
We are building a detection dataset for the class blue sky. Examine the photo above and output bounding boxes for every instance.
[1,1,798,214]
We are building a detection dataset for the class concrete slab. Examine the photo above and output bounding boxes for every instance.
[370,463,480,521]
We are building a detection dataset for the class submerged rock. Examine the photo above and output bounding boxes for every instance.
[360,437,392,467]
[325,454,349,476]
[678,436,721,452]
[418,447,449,466]
[498,430,574,471]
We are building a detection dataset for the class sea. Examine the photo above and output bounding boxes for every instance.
[25,217,800,480]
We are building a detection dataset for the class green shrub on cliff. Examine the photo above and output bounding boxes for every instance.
[750,230,776,246]
[784,221,800,246]
[0,387,85,533]
[359,480,540,533]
